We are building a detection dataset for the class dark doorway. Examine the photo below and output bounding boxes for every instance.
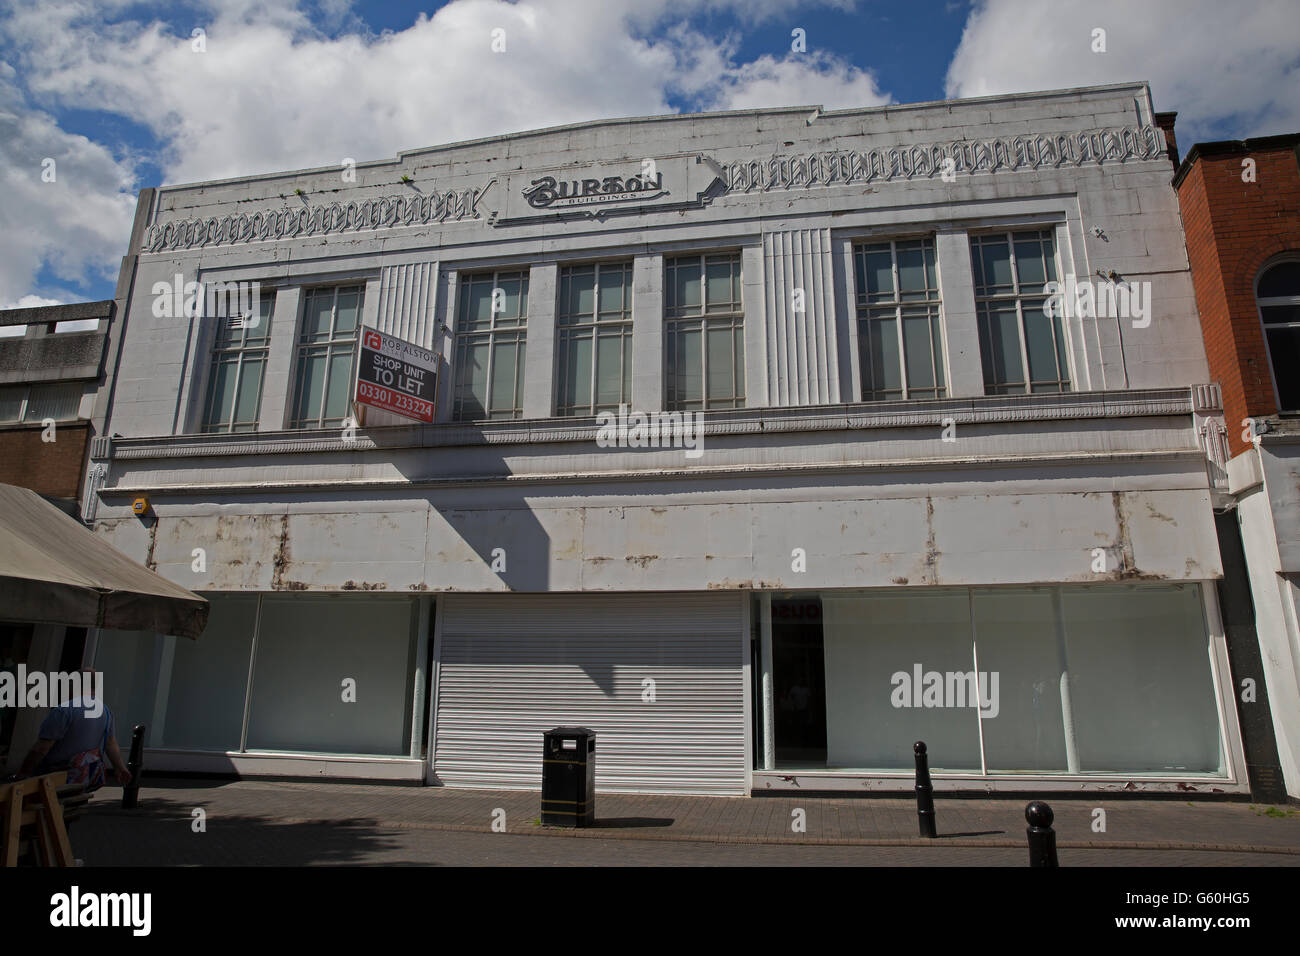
[0,622,36,767]
[772,597,827,766]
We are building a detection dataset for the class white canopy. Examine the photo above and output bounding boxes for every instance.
[0,484,207,639]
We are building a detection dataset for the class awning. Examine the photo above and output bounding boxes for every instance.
[0,484,208,639]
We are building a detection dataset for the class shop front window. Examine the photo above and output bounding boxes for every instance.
[765,583,1225,776]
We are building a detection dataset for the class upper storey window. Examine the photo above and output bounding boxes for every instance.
[854,239,945,401]
[291,285,363,429]
[970,230,1070,395]
[452,270,528,421]
[556,261,633,416]
[665,253,745,411]
[1257,260,1300,412]
[203,294,274,433]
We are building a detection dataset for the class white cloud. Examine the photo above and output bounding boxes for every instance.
[4,0,884,184]
[945,0,1300,142]
[0,0,885,305]
[0,64,135,311]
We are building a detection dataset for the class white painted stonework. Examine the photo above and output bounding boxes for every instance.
[83,82,1245,793]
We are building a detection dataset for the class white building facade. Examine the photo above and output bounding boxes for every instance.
[84,82,1246,796]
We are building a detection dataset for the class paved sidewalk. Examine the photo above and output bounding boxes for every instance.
[79,778,1300,858]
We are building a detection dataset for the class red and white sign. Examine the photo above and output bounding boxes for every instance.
[355,327,438,423]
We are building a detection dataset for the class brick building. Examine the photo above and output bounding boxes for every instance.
[1175,133,1300,800]
[0,300,115,512]
[0,298,116,769]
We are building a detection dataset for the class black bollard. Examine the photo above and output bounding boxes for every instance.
[1026,800,1059,867]
[121,724,145,809]
[913,740,937,838]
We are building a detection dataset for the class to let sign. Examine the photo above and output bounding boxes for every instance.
[355,327,438,423]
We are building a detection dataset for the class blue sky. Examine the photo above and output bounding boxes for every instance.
[1,0,1297,309]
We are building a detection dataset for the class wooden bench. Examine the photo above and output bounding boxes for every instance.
[0,772,77,867]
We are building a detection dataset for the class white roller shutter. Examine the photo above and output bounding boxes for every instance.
[433,592,747,796]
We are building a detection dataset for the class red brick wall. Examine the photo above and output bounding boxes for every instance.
[1177,146,1300,456]
[0,423,90,502]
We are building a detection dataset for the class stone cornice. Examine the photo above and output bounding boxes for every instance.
[100,387,1199,462]
[97,448,1208,498]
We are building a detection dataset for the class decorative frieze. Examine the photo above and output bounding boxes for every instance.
[724,125,1167,193]
[144,186,490,253]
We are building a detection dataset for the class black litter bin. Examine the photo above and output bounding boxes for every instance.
[541,727,596,827]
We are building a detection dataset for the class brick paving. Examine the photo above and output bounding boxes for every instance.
[64,777,1300,866]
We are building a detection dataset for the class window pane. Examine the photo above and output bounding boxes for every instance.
[489,339,519,413]
[1260,304,1300,327]
[0,386,23,422]
[867,316,901,395]
[1014,238,1047,288]
[896,244,927,294]
[1258,261,1300,298]
[977,239,1012,292]
[623,334,633,404]
[233,356,264,425]
[296,352,327,424]
[676,326,703,405]
[706,258,735,311]
[207,360,237,428]
[981,303,1023,387]
[464,278,494,329]
[597,265,627,317]
[595,332,624,406]
[821,591,982,771]
[158,594,256,751]
[324,350,354,421]
[304,291,333,340]
[1266,326,1300,409]
[902,311,935,391]
[24,383,82,421]
[706,325,734,400]
[245,296,274,343]
[1062,584,1222,773]
[672,261,702,313]
[1023,307,1060,384]
[863,248,894,299]
[334,290,360,333]
[972,588,1068,772]
[459,340,490,418]
[569,268,596,319]
[733,325,745,403]
[494,276,525,323]
[562,333,592,411]
[246,597,413,756]
[931,313,946,396]
[1053,314,1070,382]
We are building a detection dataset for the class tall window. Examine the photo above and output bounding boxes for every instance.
[452,270,528,421]
[665,253,744,411]
[291,285,363,429]
[970,230,1070,394]
[1256,260,1300,412]
[203,294,274,432]
[556,261,633,416]
[854,239,945,401]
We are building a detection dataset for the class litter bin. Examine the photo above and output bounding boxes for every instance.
[541,727,596,827]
